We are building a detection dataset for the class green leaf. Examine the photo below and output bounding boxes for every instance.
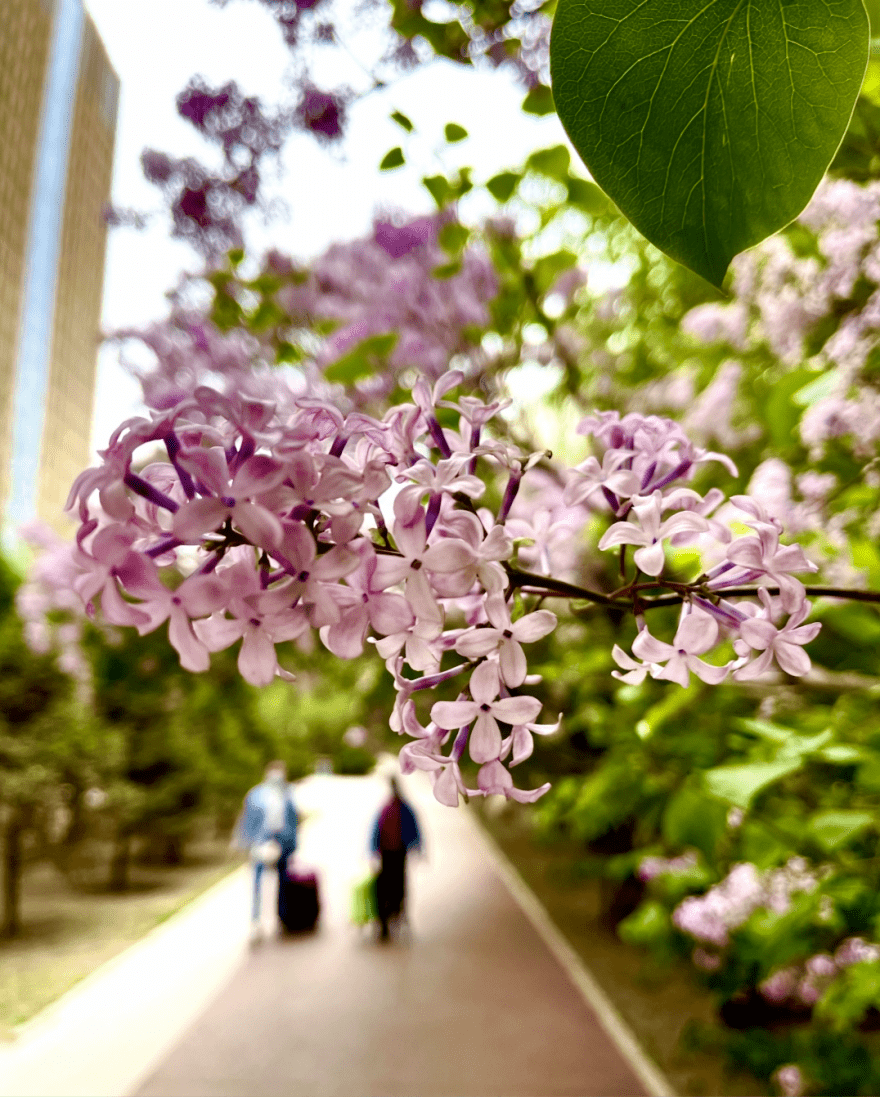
[662,786,729,861]
[444,122,469,142]
[818,744,864,764]
[793,369,842,407]
[703,759,803,809]
[618,900,671,947]
[323,332,398,384]
[566,176,608,214]
[423,174,453,207]
[527,144,571,181]
[379,146,405,170]
[486,171,522,202]
[391,110,414,132]
[275,341,302,364]
[735,717,795,744]
[522,84,556,116]
[808,809,873,851]
[763,368,816,451]
[532,248,578,294]
[815,960,880,1031]
[432,260,463,279]
[550,0,870,287]
[249,301,286,332]
[438,221,470,255]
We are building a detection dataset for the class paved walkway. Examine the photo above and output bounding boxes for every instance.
[0,766,671,1097]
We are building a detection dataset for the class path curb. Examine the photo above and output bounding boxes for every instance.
[468,808,677,1097]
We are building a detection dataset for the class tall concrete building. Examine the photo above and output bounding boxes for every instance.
[1,0,118,539]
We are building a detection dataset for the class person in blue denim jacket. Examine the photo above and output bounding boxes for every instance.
[236,761,298,940]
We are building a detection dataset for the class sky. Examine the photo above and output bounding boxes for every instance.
[82,0,567,454]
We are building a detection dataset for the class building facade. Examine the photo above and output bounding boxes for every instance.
[1,0,118,539]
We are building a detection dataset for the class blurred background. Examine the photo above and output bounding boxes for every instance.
[4,1,880,1095]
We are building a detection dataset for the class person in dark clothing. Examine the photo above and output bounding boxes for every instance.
[370,777,422,941]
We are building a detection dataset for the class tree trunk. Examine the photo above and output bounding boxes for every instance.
[161,834,184,866]
[61,788,87,848]
[2,813,23,938]
[108,832,131,892]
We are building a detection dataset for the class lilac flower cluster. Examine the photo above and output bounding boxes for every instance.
[673,858,821,950]
[276,212,498,394]
[15,521,93,690]
[760,937,880,1009]
[120,213,499,416]
[60,373,831,805]
[637,850,699,882]
[683,178,880,458]
[65,374,559,807]
[570,412,822,686]
[773,1064,806,1097]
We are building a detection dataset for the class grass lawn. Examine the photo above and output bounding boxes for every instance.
[476,801,768,1097]
[0,839,243,1035]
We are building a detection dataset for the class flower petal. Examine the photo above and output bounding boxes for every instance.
[673,610,718,656]
[508,782,552,803]
[689,656,730,685]
[477,759,513,794]
[405,568,442,627]
[655,655,691,688]
[238,625,277,687]
[231,454,287,498]
[193,613,245,652]
[322,606,369,658]
[232,501,283,550]
[100,578,152,629]
[179,574,229,617]
[598,522,647,551]
[633,540,666,576]
[470,711,502,763]
[371,555,411,589]
[454,628,502,659]
[430,700,478,729]
[733,649,774,681]
[172,496,228,541]
[423,538,478,573]
[491,695,542,725]
[469,659,501,704]
[499,638,527,687]
[739,618,777,650]
[632,630,676,663]
[432,765,461,807]
[368,592,414,636]
[775,642,812,677]
[168,607,210,673]
[512,609,557,643]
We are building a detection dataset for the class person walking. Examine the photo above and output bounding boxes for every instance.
[370,776,422,941]
[236,761,298,941]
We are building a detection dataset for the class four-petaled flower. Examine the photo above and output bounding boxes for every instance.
[598,491,709,576]
[722,524,817,613]
[629,608,732,687]
[734,590,822,679]
[454,593,557,686]
[430,660,542,763]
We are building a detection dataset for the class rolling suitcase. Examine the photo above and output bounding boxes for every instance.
[278,863,320,933]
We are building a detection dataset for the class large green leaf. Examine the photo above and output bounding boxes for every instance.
[808,809,873,851]
[550,0,869,286]
[703,759,803,808]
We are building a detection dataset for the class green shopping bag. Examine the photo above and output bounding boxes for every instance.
[351,872,378,926]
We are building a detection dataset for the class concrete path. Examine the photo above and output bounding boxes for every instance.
[0,765,671,1097]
